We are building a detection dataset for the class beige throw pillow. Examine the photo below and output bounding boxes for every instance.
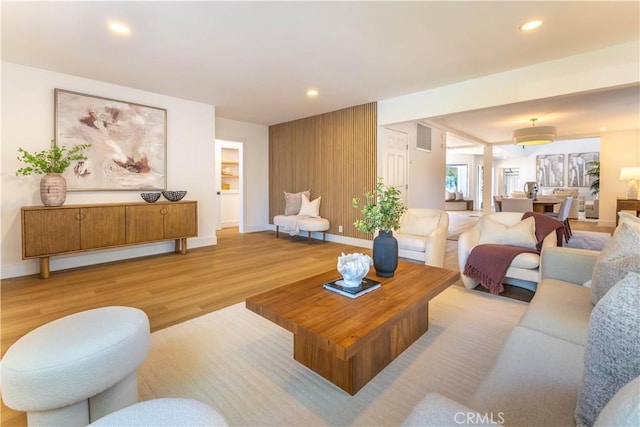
[616,211,640,235]
[478,216,538,250]
[591,222,640,304]
[298,194,321,217]
[284,190,310,215]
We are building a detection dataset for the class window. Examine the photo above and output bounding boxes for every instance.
[446,164,468,197]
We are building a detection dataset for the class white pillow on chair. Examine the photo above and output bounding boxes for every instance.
[478,216,537,249]
[298,194,321,217]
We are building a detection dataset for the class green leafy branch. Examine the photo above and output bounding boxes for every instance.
[16,139,91,175]
[352,177,406,233]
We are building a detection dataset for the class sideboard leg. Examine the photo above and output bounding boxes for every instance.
[39,257,50,279]
[180,238,188,255]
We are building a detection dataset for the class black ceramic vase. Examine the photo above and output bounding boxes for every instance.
[372,230,399,278]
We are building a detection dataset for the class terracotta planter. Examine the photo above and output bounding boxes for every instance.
[40,173,67,206]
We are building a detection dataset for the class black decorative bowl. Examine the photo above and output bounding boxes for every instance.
[141,192,161,203]
[162,190,187,202]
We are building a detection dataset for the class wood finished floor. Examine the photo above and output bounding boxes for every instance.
[0,212,611,426]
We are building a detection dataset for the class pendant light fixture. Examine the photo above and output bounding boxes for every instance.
[513,118,557,146]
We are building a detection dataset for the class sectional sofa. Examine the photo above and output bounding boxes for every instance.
[404,213,640,426]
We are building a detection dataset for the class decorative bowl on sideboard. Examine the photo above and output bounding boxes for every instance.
[140,192,161,203]
[162,190,187,202]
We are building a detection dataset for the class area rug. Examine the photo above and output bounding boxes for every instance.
[137,286,526,426]
[565,230,611,251]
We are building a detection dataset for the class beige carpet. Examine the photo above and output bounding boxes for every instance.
[138,286,527,426]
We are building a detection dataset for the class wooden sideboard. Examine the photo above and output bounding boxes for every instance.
[616,198,640,226]
[21,200,197,278]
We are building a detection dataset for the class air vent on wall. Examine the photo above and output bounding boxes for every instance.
[417,123,432,152]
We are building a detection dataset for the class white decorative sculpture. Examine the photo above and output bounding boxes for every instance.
[337,252,373,287]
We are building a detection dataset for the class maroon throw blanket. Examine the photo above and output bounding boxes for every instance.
[522,211,565,250]
[463,212,564,294]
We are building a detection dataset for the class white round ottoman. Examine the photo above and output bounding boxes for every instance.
[298,217,330,242]
[1,306,150,426]
[88,398,228,426]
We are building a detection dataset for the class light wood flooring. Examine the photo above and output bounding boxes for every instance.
[0,212,611,426]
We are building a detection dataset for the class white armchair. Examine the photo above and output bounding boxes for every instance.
[395,209,449,267]
[457,212,559,292]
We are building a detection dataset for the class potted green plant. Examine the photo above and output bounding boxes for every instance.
[586,160,600,197]
[16,139,91,206]
[352,177,406,277]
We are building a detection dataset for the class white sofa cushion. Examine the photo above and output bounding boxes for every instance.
[509,252,540,270]
[469,326,584,427]
[396,233,427,252]
[575,272,640,427]
[594,375,640,427]
[591,222,640,304]
[478,215,537,249]
[519,279,592,346]
[403,393,497,426]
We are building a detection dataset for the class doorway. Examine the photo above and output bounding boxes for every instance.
[215,139,244,232]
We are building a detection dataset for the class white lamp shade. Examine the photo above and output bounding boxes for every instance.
[619,167,640,180]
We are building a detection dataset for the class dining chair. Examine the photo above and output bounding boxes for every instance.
[545,196,573,242]
[501,198,533,213]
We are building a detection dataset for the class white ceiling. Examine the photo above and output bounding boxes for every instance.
[2,1,639,145]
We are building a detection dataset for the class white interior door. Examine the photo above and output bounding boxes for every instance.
[382,128,408,206]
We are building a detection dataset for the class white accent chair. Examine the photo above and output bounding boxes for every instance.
[501,198,533,213]
[395,208,449,267]
[457,212,559,292]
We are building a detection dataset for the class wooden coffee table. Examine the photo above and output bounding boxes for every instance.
[245,261,459,394]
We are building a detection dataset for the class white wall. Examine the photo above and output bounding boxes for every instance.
[599,129,640,227]
[215,117,270,233]
[381,123,446,210]
[1,62,217,278]
[378,41,639,126]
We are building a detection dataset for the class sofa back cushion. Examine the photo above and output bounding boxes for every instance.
[399,210,440,236]
[575,271,640,427]
[591,222,640,304]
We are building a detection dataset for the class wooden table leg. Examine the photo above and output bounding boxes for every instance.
[39,257,50,279]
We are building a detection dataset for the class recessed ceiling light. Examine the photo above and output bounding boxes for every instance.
[519,20,542,31]
[307,89,319,97]
[108,21,131,35]
[599,127,607,131]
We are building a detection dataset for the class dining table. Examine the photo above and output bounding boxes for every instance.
[532,198,563,213]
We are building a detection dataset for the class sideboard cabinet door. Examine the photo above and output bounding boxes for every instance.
[164,202,197,238]
[81,206,126,249]
[125,205,165,244]
[22,208,80,257]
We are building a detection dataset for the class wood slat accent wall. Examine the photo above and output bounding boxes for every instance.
[269,102,376,239]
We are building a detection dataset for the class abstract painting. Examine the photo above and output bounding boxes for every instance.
[55,89,167,190]
[536,154,564,187]
[568,152,599,187]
